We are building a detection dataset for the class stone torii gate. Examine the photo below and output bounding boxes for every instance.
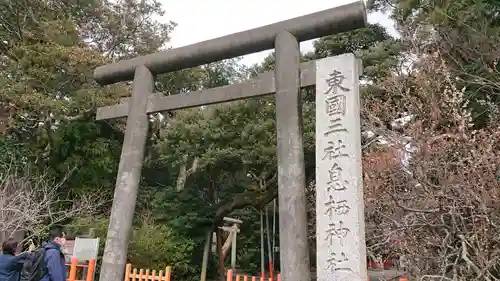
[93,2,367,281]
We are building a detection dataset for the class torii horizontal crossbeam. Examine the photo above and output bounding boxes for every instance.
[93,1,366,85]
[96,61,316,120]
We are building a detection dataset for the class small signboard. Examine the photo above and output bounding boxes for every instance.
[72,237,100,261]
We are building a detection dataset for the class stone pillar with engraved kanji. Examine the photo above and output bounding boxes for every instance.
[315,53,367,281]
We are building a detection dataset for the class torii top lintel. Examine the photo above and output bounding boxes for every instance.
[93,1,367,85]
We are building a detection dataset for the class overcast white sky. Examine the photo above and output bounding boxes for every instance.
[158,0,396,66]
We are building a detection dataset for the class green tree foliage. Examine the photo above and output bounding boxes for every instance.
[311,23,402,116]
[68,215,197,280]
[313,23,401,81]
[0,0,206,194]
[143,59,282,277]
[0,0,204,278]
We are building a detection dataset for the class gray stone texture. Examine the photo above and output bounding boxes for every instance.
[315,54,367,281]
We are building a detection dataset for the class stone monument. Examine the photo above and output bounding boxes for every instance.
[315,54,367,281]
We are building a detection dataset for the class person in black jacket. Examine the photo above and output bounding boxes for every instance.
[0,238,31,281]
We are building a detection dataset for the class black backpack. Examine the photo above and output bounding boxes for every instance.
[20,247,47,281]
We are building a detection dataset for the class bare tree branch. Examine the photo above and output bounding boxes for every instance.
[0,163,107,244]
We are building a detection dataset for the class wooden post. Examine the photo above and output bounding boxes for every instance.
[132,268,137,281]
[201,231,212,281]
[124,263,132,281]
[139,269,144,281]
[68,258,78,281]
[260,211,265,280]
[231,224,237,270]
[165,266,171,281]
[86,259,96,281]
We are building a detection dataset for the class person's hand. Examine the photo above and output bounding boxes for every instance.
[28,240,36,252]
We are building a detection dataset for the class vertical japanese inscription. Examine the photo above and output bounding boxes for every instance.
[323,65,352,271]
[315,54,367,281]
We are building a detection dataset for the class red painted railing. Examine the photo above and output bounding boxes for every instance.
[65,258,96,281]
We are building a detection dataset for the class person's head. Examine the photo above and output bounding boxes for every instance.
[48,225,66,246]
[2,238,19,255]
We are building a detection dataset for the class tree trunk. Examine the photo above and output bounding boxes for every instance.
[216,228,225,281]
[200,231,212,281]
[265,205,273,279]
[260,211,265,279]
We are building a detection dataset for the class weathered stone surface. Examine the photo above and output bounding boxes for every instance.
[275,31,311,281]
[99,66,154,281]
[315,54,367,281]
